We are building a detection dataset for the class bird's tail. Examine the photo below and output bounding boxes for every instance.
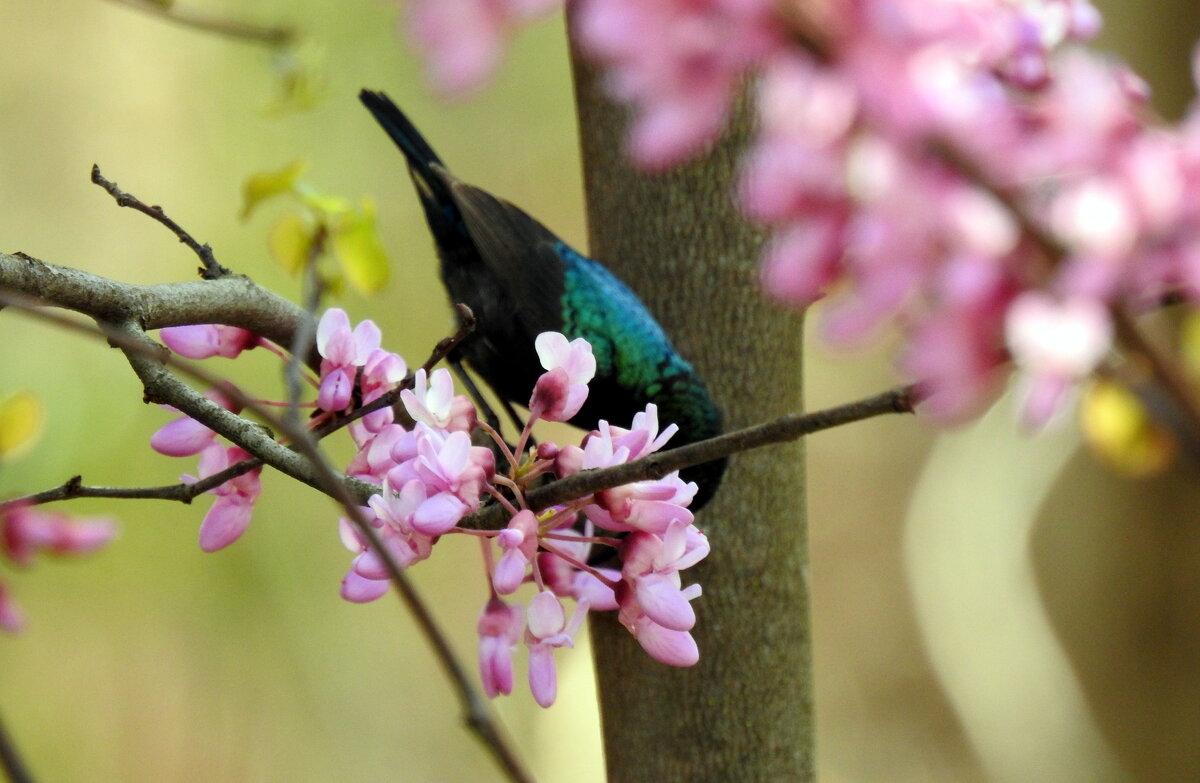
[359,89,453,206]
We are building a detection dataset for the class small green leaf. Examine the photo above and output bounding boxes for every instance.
[269,213,320,274]
[241,160,308,221]
[332,200,389,294]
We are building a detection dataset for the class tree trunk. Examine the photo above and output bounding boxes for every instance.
[568,23,814,783]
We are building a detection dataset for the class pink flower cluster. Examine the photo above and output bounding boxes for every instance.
[152,309,707,707]
[402,0,1200,429]
[0,503,117,632]
[333,315,706,707]
[151,387,265,552]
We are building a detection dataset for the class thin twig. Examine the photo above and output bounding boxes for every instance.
[103,0,294,46]
[285,225,327,429]
[0,288,369,500]
[0,290,534,782]
[278,412,535,783]
[91,165,229,279]
[460,385,918,531]
[0,707,33,783]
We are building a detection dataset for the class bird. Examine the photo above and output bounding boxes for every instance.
[359,89,726,510]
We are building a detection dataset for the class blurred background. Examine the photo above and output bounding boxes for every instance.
[1,1,1199,781]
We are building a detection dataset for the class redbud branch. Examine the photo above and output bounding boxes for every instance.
[267,405,535,783]
[0,289,535,783]
[0,252,314,361]
[91,165,230,280]
[0,464,262,512]
[0,287,373,501]
[102,0,295,46]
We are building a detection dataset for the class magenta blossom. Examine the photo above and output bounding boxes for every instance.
[528,332,596,422]
[1,504,117,567]
[189,444,263,552]
[1006,292,1113,429]
[401,368,476,432]
[492,509,539,594]
[620,520,708,632]
[357,349,409,433]
[405,0,561,95]
[0,582,25,633]
[150,389,239,457]
[524,590,588,707]
[160,324,259,359]
[316,308,382,413]
[477,596,524,697]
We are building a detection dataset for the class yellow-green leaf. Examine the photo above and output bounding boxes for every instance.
[298,188,352,218]
[1080,380,1174,477]
[241,160,308,221]
[269,213,320,274]
[331,200,389,294]
[0,391,44,458]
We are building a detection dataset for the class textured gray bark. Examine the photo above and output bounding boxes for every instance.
[568,30,814,783]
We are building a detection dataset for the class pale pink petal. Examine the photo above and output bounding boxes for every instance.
[318,367,354,413]
[160,325,219,358]
[316,308,350,355]
[526,590,566,638]
[341,571,390,603]
[411,491,468,535]
[527,644,558,707]
[151,417,215,457]
[635,620,699,667]
[198,497,254,552]
[637,573,696,631]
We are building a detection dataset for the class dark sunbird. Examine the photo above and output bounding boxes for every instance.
[359,89,726,509]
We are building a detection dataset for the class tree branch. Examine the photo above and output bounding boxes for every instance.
[0,252,313,362]
[460,384,917,532]
[91,165,229,279]
[103,0,294,46]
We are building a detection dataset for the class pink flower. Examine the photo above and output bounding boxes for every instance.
[1,504,117,567]
[406,0,561,95]
[363,479,438,566]
[341,569,392,603]
[528,332,595,422]
[410,425,496,521]
[524,590,588,707]
[150,390,239,457]
[1005,292,1113,429]
[0,582,25,633]
[191,444,263,552]
[160,325,258,359]
[493,509,539,594]
[316,308,382,413]
[477,596,523,697]
[575,0,782,166]
[620,520,708,632]
[358,349,409,432]
[573,411,696,534]
[538,530,619,611]
[400,368,476,431]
